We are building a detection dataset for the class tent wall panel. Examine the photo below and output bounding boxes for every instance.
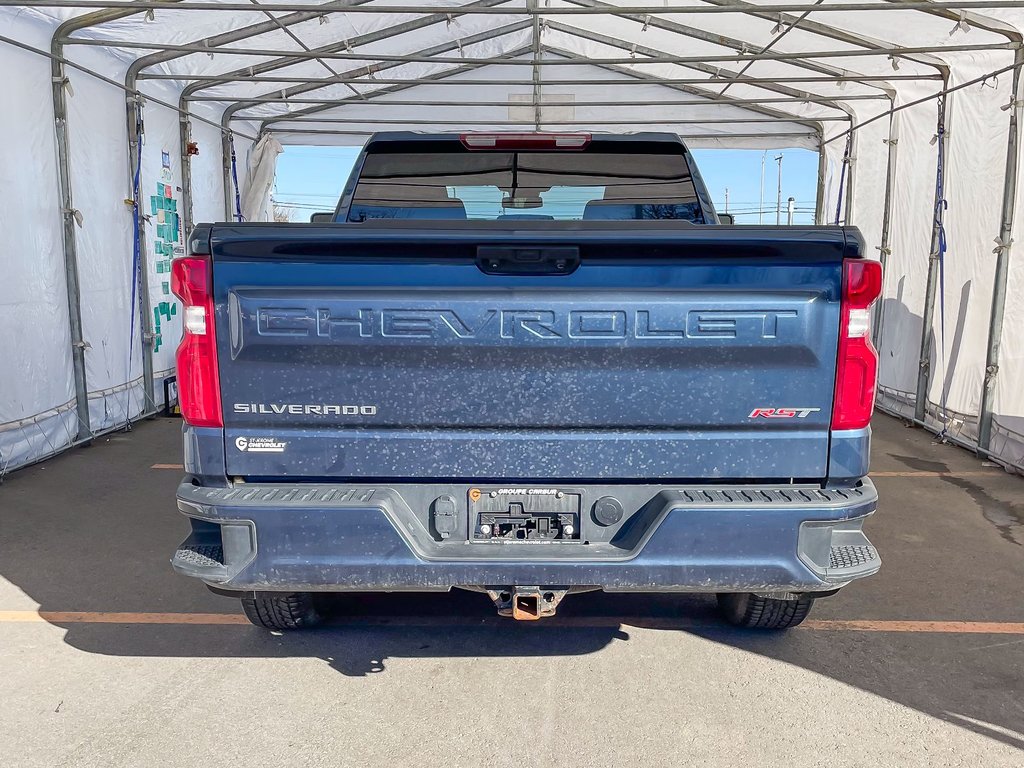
[189,119,227,227]
[139,98,186,399]
[845,106,890,260]
[922,57,1012,440]
[876,88,944,417]
[988,133,1024,469]
[66,58,144,434]
[0,13,76,472]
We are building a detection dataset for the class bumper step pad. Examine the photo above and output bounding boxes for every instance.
[829,544,879,570]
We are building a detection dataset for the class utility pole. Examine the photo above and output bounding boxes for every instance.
[787,196,795,225]
[775,153,784,225]
[759,151,766,224]
[724,187,729,214]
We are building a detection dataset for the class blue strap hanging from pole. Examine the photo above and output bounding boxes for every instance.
[229,134,244,222]
[127,98,144,429]
[933,99,949,439]
[833,133,853,225]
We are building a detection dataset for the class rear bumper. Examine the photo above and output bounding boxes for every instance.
[172,480,880,593]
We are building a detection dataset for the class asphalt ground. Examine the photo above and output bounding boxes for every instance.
[1,414,1022,767]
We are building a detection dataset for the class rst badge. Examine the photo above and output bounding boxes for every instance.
[748,408,821,419]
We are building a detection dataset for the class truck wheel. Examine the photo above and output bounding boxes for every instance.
[241,592,320,630]
[716,592,814,630]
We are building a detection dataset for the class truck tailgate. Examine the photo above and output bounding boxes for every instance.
[210,224,848,481]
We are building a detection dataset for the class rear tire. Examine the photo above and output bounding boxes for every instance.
[716,592,815,629]
[241,591,320,630]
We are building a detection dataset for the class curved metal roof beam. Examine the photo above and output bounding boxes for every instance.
[545,21,857,125]
[126,0,376,93]
[243,23,532,129]
[566,0,905,99]
[51,1,180,46]
[882,0,1022,44]
[222,15,864,118]
[20,2,1024,14]
[700,0,949,84]
[174,0,517,102]
[551,3,896,98]
[249,22,847,135]
[259,57,831,139]
[258,45,536,132]
[546,46,827,132]
[128,0,513,94]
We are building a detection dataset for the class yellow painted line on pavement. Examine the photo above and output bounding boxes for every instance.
[870,470,1004,477]
[0,611,248,625]
[3,611,1024,634]
[151,463,184,470]
[802,619,1024,634]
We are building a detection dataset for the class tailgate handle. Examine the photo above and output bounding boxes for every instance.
[477,246,580,275]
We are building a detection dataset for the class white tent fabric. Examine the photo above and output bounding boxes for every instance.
[241,134,285,221]
[1,1,1023,476]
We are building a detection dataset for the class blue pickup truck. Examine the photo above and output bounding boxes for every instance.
[170,132,882,630]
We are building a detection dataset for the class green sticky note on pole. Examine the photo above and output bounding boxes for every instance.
[150,196,158,215]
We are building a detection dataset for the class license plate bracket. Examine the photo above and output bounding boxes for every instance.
[469,487,582,542]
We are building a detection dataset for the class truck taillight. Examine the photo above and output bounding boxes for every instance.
[170,256,223,428]
[832,258,883,431]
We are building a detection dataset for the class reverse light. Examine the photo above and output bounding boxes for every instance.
[460,132,591,150]
[170,256,223,428]
[184,305,207,335]
[832,258,884,431]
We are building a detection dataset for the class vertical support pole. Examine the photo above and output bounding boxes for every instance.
[124,92,156,412]
[914,88,952,423]
[221,129,234,221]
[978,49,1024,451]
[530,0,542,131]
[50,55,91,441]
[815,131,827,226]
[872,108,899,347]
[179,103,194,237]
[844,128,857,225]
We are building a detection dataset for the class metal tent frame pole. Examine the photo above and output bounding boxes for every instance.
[126,0,377,241]
[978,47,1024,451]
[251,24,536,127]
[914,88,952,423]
[50,35,91,440]
[148,74,942,86]
[48,5,152,441]
[123,91,156,411]
[815,132,827,225]
[539,28,840,130]
[872,109,900,347]
[13,2,1024,14]
[65,36,1017,65]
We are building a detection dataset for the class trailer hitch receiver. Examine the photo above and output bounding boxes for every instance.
[487,587,568,620]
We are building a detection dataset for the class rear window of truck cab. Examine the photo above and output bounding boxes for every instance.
[346,137,706,223]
